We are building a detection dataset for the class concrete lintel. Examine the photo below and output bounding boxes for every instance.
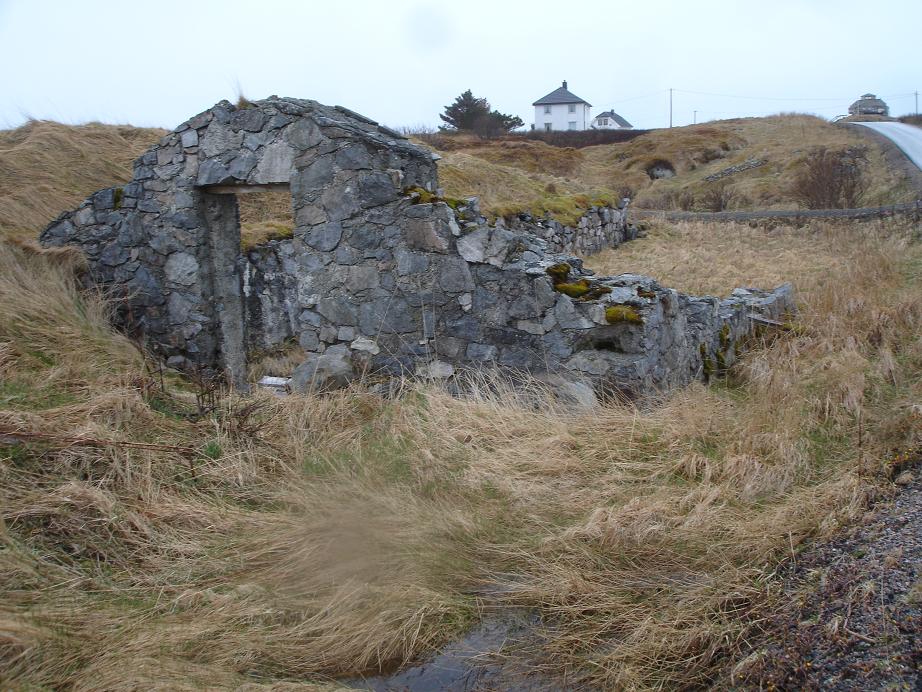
[202,183,290,195]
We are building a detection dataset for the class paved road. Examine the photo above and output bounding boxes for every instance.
[854,121,922,170]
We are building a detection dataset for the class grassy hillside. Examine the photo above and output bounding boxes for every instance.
[0,120,167,243]
[432,115,917,220]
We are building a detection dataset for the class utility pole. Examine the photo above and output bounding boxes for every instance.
[669,88,673,128]
[916,90,919,115]
[693,110,697,125]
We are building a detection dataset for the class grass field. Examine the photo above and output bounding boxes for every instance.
[1,115,921,689]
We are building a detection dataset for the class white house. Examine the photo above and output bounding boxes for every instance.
[533,81,592,131]
[591,110,633,130]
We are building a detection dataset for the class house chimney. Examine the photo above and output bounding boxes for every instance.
[562,80,568,89]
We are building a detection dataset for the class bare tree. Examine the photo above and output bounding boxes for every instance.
[791,147,869,209]
[700,184,736,212]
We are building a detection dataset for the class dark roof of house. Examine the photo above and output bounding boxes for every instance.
[533,81,591,107]
[593,110,633,128]
[848,94,889,114]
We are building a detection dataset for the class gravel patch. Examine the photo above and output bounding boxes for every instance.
[730,465,921,690]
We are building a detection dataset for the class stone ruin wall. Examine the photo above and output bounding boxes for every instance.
[41,97,794,396]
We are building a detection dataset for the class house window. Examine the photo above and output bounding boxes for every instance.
[544,105,551,114]
[568,121,577,130]
[600,118,608,126]
[544,123,552,132]
[568,103,576,113]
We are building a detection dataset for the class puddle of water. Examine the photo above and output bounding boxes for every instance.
[345,611,565,691]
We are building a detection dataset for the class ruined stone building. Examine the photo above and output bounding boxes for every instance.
[42,97,793,396]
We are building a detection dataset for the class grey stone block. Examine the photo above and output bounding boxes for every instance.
[305,222,343,252]
[358,171,397,207]
[290,346,354,392]
[466,343,497,361]
[228,151,258,179]
[316,297,357,326]
[197,159,233,186]
[438,257,474,293]
[164,252,199,286]
[254,142,295,183]
[406,217,449,253]
[335,143,372,170]
[232,108,268,132]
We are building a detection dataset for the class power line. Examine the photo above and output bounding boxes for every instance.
[605,88,917,108]
[675,88,848,102]
[606,90,667,105]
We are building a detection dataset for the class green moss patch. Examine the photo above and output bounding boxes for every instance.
[403,186,465,209]
[546,262,572,284]
[605,305,643,324]
[555,280,591,298]
[547,263,613,301]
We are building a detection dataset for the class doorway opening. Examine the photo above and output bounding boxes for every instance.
[199,183,294,390]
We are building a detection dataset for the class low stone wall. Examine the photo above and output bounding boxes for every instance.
[504,204,636,256]
[633,201,922,224]
[42,97,795,397]
[704,158,766,182]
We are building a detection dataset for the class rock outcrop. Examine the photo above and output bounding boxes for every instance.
[42,97,794,396]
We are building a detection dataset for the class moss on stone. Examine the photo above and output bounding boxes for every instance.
[554,280,591,298]
[605,304,643,324]
[403,186,465,210]
[403,185,437,204]
[699,343,714,377]
[113,187,123,210]
[637,287,656,299]
[719,323,731,349]
[548,262,613,300]
[580,285,613,301]
[546,262,572,284]
[703,356,714,377]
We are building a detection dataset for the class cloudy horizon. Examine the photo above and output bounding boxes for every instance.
[1,0,919,132]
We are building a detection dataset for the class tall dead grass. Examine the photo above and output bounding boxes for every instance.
[2,216,921,689]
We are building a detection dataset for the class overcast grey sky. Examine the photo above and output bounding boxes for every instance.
[1,0,919,132]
